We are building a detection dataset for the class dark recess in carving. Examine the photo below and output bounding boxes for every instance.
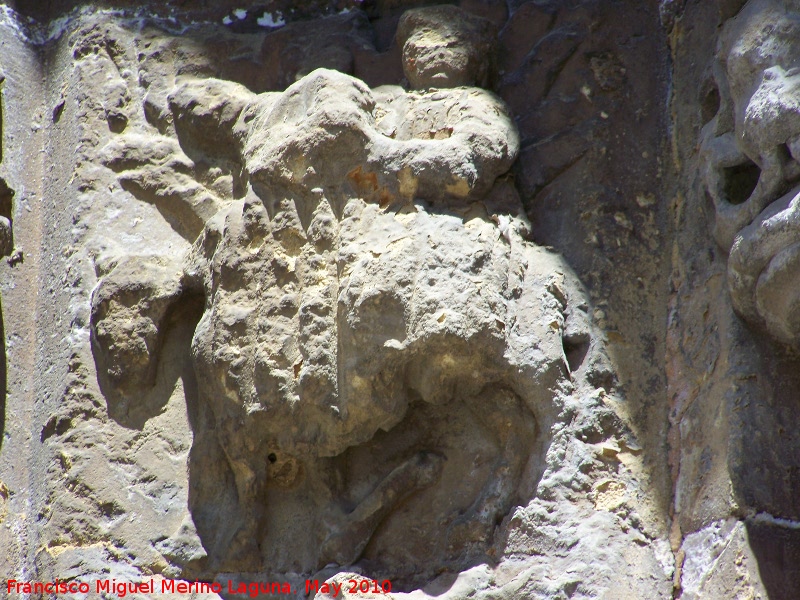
[0,176,11,452]
[700,80,720,124]
[723,161,760,205]
[0,298,4,454]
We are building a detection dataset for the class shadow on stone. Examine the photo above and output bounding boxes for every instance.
[93,291,203,430]
[746,519,800,600]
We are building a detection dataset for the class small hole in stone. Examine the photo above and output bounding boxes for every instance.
[563,334,590,373]
[779,142,792,162]
[700,81,720,123]
[107,112,128,134]
[52,100,65,123]
[723,160,760,205]
[268,453,277,463]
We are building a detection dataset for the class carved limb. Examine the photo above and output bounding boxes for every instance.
[319,450,445,567]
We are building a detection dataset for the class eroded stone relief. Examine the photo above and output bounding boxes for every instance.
[8,4,670,598]
[89,16,574,579]
[700,0,800,345]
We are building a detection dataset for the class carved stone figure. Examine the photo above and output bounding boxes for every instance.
[0,4,668,597]
[700,0,800,344]
[89,30,577,581]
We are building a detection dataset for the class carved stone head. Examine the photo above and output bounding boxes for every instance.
[701,0,800,344]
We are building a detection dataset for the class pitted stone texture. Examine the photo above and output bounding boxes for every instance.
[397,5,497,90]
[101,134,232,240]
[182,189,567,574]
[90,63,554,579]
[86,53,653,587]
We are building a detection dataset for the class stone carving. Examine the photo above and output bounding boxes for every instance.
[397,5,497,90]
[90,54,577,581]
[700,0,800,344]
[35,5,669,596]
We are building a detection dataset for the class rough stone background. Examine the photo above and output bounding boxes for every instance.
[3,0,796,598]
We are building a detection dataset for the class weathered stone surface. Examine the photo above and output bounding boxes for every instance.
[229,70,519,205]
[81,48,659,590]
[679,519,767,600]
[256,11,401,91]
[91,254,185,421]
